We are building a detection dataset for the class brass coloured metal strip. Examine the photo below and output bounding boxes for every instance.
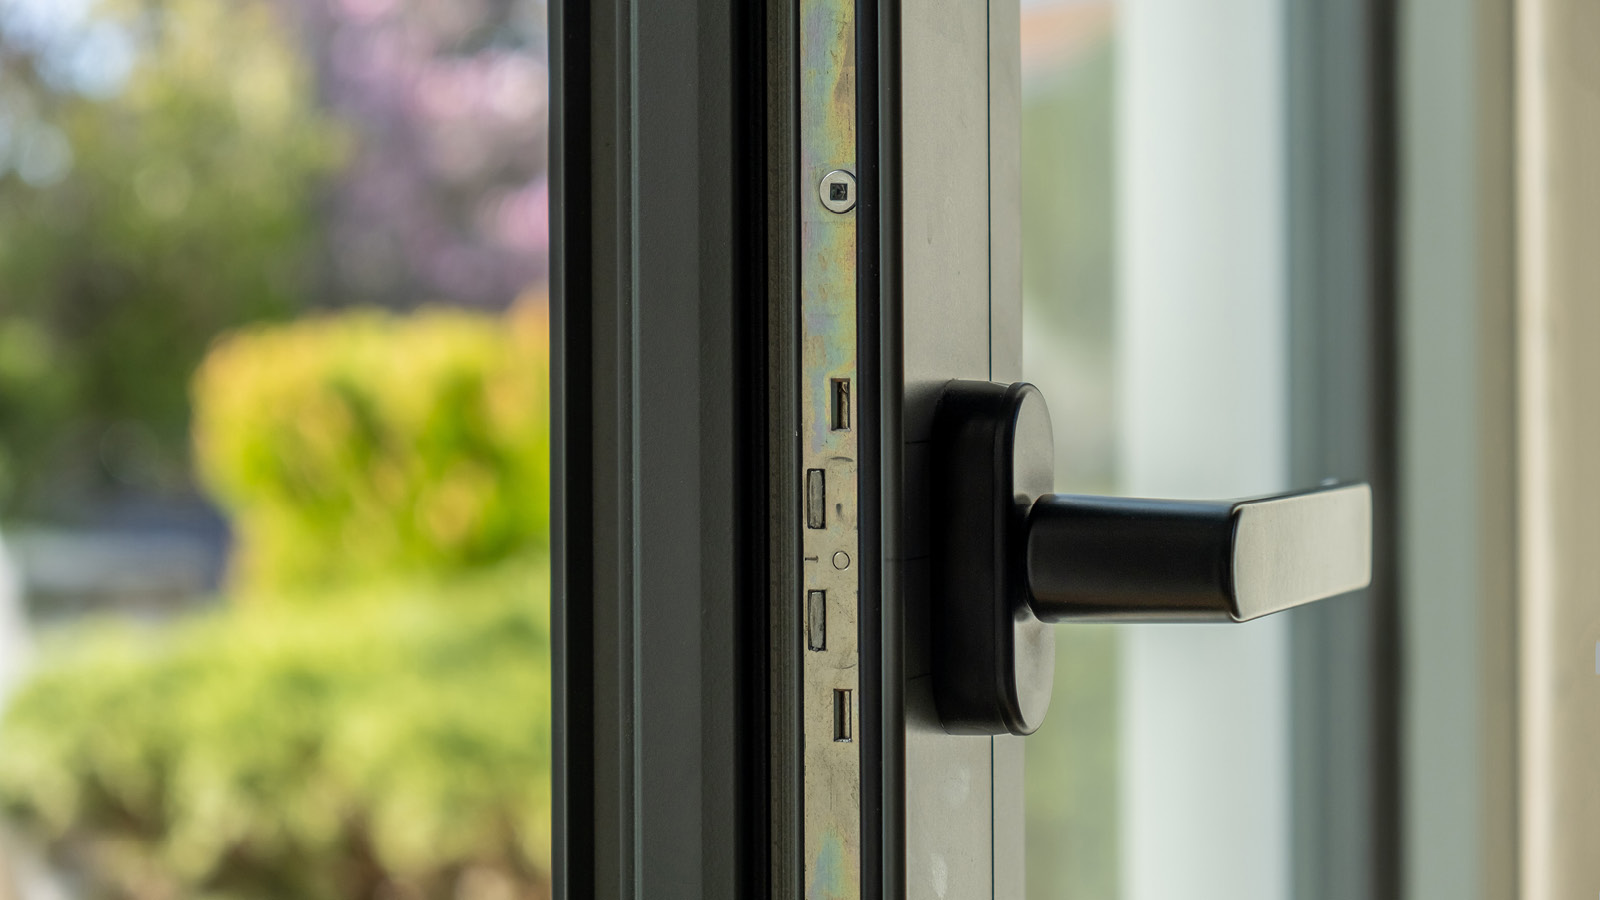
[799,0,860,895]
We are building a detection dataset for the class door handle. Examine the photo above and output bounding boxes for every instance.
[930,380,1372,736]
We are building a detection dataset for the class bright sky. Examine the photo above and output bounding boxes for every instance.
[1,0,136,98]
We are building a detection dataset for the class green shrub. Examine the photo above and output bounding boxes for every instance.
[0,308,554,898]
[191,306,550,594]
[0,558,552,900]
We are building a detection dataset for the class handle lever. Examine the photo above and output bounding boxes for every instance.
[1026,485,1371,623]
[930,380,1372,736]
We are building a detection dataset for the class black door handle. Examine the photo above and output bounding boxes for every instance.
[930,380,1372,736]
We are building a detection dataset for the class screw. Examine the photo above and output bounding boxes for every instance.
[819,170,857,214]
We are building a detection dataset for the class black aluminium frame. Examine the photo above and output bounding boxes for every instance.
[550,0,773,896]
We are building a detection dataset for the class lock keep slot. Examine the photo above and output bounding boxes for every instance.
[831,378,852,431]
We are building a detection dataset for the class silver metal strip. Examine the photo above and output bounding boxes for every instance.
[898,0,1022,897]
[900,0,994,889]
[799,0,860,897]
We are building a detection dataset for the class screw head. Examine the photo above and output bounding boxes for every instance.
[819,169,857,214]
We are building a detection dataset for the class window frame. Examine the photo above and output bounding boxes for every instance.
[550,1,773,896]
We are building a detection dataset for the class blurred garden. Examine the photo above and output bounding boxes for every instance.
[0,0,552,897]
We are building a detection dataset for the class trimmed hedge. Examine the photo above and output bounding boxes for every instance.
[192,306,549,594]
[0,306,553,899]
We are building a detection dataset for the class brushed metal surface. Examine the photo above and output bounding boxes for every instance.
[900,0,990,443]
[900,0,1022,895]
[1232,484,1373,619]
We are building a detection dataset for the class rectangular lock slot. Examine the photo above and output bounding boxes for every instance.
[807,590,827,650]
[805,469,826,529]
[833,689,852,742]
[831,378,851,430]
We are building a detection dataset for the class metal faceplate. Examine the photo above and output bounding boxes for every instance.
[799,0,861,897]
[790,0,1023,896]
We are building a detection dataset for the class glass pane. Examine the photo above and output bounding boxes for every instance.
[1018,1,1120,897]
[0,1,552,895]
[1021,1,1293,898]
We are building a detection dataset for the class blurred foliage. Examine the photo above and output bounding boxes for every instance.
[280,0,550,309]
[0,0,556,892]
[0,557,552,900]
[1018,26,1121,900]
[1024,626,1118,900]
[1018,34,1119,494]
[0,0,345,515]
[0,306,554,898]
[192,303,550,594]
[1019,36,1115,343]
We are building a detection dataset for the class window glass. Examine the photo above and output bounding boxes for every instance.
[0,2,552,895]
[1019,2,1120,897]
[1022,2,1292,898]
